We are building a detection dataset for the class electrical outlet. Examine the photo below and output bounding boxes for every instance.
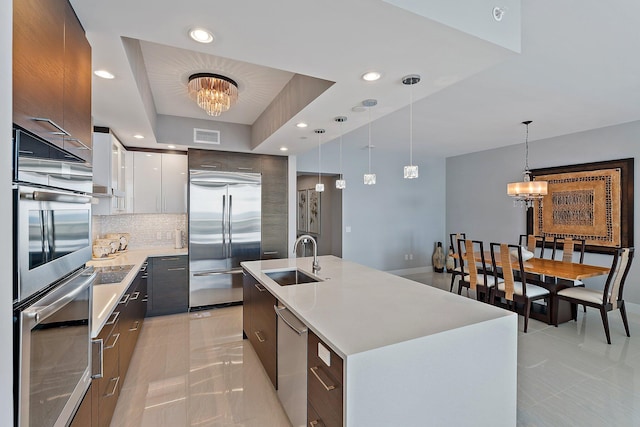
[409,254,413,260]
[404,254,409,260]
[346,226,352,233]
[156,231,162,240]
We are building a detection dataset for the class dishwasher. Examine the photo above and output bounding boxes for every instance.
[274,305,308,427]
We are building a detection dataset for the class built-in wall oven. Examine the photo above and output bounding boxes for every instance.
[13,126,94,427]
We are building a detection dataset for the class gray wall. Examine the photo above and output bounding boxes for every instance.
[447,120,640,303]
[298,124,446,271]
[1,0,13,422]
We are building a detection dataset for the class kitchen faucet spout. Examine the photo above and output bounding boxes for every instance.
[293,234,320,273]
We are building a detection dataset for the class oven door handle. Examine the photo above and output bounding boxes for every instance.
[27,270,96,325]
[20,189,92,204]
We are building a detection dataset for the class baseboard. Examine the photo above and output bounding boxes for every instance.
[387,266,434,276]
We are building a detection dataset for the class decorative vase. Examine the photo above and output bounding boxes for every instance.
[445,246,455,273]
[433,242,445,273]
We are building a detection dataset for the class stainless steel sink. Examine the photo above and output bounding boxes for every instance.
[265,269,322,286]
[93,264,135,285]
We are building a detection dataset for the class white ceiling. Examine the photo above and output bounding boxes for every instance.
[70,0,640,158]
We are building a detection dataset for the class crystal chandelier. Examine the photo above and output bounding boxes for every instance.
[402,74,420,179]
[363,99,377,185]
[335,116,347,189]
[187,73,238,116]
[507,120,548,207]
[315,129,325,192]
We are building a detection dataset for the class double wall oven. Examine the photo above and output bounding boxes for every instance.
[13,127,95,427]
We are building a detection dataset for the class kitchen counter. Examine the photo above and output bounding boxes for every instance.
[242,255,518,426]
[88,247,187,337]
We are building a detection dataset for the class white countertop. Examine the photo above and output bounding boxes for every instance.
[242,255,515,358]
[88,247,188,337]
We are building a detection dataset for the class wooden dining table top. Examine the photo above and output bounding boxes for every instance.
[460,251,611,281]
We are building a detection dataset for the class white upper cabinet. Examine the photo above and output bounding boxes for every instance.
[133,152,187,214]
[92,131,129,215]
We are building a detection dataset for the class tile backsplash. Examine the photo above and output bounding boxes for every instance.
[93,214,187,249]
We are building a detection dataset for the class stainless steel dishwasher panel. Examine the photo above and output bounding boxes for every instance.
[275,305,308,427]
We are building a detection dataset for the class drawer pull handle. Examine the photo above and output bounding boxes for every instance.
[105,311,119,326]
[254,331,266,343]
[309,421,320,427]
[167,267,186,271]
[120,294,130,305]
[161,257,180,261]
[33,117,70,135]
[91,339,103,379]
[237,167,253,171]
[254,283,266,292]
[130,291,140,300]
[310,366,336,391]
[104,376,120,397]
[129,321,140,332]
[104,332,120,350]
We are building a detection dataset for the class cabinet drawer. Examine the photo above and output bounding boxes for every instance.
[308,331,343,427]
[308,401,327,427]
[188,148,228,171]
[152,256,188,270]
[227,152,262,172]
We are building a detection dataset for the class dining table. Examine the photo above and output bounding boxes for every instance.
[458,250,611,325]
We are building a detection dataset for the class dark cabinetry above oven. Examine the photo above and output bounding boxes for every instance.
[13,0,92,162]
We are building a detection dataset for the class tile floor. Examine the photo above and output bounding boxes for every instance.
[112,272,640,426]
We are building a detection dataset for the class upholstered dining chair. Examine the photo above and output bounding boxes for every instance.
[551,236,588,311]
[518,234,548,258]
[449,232,467,292]
[456,239,501,302]
[555,247,635,344]
[489,243,550,332]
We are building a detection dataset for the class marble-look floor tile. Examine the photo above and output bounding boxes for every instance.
[111,306,291,427]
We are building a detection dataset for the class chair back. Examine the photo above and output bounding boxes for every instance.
[450,232,466,268]
[490,243,527,300]
[552,237,586,263]
[519,234,547,258]
[603,248,635,309]
[458,239,488,290]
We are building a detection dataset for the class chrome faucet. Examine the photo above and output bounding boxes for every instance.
[294,234,320,273]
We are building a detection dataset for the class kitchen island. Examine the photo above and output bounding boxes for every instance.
[242,255,517,426]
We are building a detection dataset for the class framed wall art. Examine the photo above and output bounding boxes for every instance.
[527,158,633,254]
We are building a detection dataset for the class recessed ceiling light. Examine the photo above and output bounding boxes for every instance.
[296,122,308,128]
[362,71,381,82]
[94,70,115,79]
[133,134,144,139]
[189,27,214,43]
[280,147,288,152]
[168,145,176,149]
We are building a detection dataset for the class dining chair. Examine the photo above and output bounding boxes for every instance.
[489,243,550,332]
[555,247,635,344]
[551,236,588,311]
[518,234,548,258]
[456,239,501,302]
[449,232,467,292]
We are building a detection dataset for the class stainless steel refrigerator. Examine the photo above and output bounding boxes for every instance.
[189,170,261,308]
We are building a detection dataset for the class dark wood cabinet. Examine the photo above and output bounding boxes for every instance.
[243,268,278,388]
[62,0,92,161]
[92,311,120,427]
[307,331,343,427]
[118,265,147,384]
[69,383,92,427]
[13,0,92,161]
[147,255,189,316]
[261,155,288,259]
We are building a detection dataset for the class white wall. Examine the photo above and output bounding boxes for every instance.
[1,0,13,423]
[447,120,640,303]
[298,123,446,271]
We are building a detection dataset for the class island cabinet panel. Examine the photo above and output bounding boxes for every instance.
[243,268,278,388]
[147,255,189,316]
[308,331,343,427]
[92,312,121,427]
[118,266,147,385]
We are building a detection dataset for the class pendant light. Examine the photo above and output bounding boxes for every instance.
[335,116,347,189]
[314,129,325,192]
[507,120,548,207]
[402,74,420,179]
[362,99,377,185]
